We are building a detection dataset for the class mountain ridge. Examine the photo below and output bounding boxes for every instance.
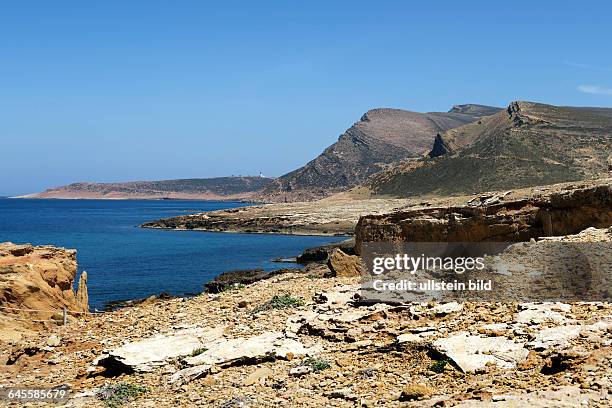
[367,101,612,197]
[256,104,502,202]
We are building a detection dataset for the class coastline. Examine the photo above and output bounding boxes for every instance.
[10,195,263,202]
[140,177,612,237]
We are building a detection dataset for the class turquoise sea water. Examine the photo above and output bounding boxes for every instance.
[0,199,343,309]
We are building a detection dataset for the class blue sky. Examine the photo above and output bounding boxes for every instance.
[1,1,611,196]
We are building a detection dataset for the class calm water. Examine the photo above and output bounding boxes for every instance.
[0,199,343,309]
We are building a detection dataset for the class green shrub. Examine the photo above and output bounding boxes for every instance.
[303,357,331,371]
[429,359,450,373]
[97,383,148,408]
[190,347,208,357]
[253,294,304,313]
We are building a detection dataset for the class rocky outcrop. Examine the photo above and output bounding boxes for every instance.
[76,271,88,311]
[356,181,612,248]
[369,101,612,197]
[296,239,355,263]
[97,326,226,373]
[0,243,89,340]
[326,249,364,277]
[141,196,411,235]
[258,105,500,202]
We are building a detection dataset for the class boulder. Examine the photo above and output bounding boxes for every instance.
[399,384,434,401]
[185,331,322,367]
[168,365,211,386]
[327,249,364,277]
[98,326,225,372]
[432,332,529,373]
[516,303,571,325]
[528,325,582,352]
[297,239,355,263]
[242,367,272,386]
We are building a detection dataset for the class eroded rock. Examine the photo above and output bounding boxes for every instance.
[98,326,225,372]
[185,331,321,367]
[327,249,364,277]
[432,332,529,373]
[168,365,212,386]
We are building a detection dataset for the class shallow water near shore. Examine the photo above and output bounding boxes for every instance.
[0,199,344,310]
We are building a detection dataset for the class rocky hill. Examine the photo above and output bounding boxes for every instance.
[367,101,612,197]
[257,105,501,202]
[20,177,274,200]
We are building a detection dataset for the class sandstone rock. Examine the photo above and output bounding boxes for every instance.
[185,331,321,367]
[516,303,572,325]
[397,329,436,345]
[399,384,434,401]
[98,326,225,372]
[528,325,583,351]
[46,335,62,347]
[327,249,364,277]
[356,182,612,246]
[243,367,272,386]
[454,385,601,407]
[431,301,463,315]
[76,271,89,313]
[0,242,89,339]
[324,387,357,400]
[168,365,212,386]
[432,332,529,373]
[313,285,359,307]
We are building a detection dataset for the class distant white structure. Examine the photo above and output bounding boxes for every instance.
[259,172,265,178]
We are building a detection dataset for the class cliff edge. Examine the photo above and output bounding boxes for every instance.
[0,243,88,341]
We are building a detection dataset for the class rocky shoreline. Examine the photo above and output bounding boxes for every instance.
[140,178,612,237]
[1,236,610,407]
[1,178,611,407]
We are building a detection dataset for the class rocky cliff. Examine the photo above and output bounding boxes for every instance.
[356,179,612,248]
[20,176,274,200]
[0,243,88,341]
[258,105,501,202]
[368,101,612,197]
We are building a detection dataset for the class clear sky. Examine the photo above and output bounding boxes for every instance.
[1,1,611,196]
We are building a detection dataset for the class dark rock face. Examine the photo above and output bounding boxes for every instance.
[370,101,612,197]
[205,269,270,293]
[355,182,612,251]
[428,134,452,158]
[259,105,500,201]
[296,239,355,264]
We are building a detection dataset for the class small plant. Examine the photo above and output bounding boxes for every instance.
[429,359,450,373]
[253,294,304,313]
[220,283,246,292]
[190,347,208,357]
[303,357,331,371]
[97,383,148,408]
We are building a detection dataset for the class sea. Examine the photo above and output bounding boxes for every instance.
[0,199,344,310]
